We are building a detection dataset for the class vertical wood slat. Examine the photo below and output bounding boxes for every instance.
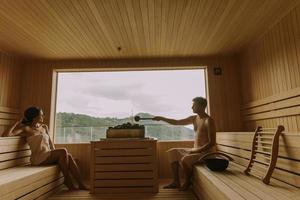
[0,52,22,135]
[90,142,95,194]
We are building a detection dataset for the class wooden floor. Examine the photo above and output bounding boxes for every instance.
[48,180,197,200]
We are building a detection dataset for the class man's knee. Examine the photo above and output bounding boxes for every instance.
[181,156,194,169]
[167,148,177,154]
[68,153,73,159]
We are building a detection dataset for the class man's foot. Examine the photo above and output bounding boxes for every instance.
[163,182,181,189]
[64,179,77,190]
[78,183,89,190]
[179,181,192,191]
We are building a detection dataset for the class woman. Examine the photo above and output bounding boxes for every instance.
[2,106,88,190]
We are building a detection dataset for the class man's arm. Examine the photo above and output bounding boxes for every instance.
[190,118,216,153]
[153,115,196,126]
[2,119,25,137]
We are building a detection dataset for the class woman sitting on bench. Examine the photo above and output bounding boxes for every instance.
[2,106,88,190]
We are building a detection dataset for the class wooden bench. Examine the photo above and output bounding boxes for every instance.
[0,136,64,200]
[0,106,64,200]
[192,131,300,200]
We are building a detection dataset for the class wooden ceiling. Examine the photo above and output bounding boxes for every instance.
[0,0,298,59]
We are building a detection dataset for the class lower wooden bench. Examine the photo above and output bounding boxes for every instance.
[193,162,300,200]
[0,136,64,200]
[192,131,300,200]
[0,165,64,200]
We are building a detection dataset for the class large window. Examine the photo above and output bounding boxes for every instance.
[54,68,207,143]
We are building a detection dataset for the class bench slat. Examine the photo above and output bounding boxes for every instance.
[0,112,19,120]
[95,163,154,171]
[0,149,31,162]
[3,172,63,199]
[194,166,244,200]
[0,136,63,199]
[0,157,30,170]
[193,163,300,200]
[0,106,19,114]
[217,132,300,188]
[18,177,64,200]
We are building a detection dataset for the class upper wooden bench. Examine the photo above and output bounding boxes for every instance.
[0,106,64,200]
[193,131,300,200]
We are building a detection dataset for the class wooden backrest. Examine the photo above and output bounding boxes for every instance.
[244,126,284,184]
[216,131,300,187]
[0,105,19,135]
[0,136,31,170]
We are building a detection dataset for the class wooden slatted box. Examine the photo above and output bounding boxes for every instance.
[90,138,158,194]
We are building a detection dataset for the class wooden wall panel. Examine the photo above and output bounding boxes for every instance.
[239,3,300,132]
[0,52,23,135]
[21,56,242,136]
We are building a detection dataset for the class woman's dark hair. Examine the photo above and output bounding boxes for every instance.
[22,106,42,125]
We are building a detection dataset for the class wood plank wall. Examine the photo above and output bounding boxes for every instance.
[239,3,300,132]
[21,56,242,136]
[0,52,23,135]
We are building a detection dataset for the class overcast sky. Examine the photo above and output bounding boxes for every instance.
[56,69,206,119]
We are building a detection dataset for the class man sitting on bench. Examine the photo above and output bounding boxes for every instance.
[153,97,216,190]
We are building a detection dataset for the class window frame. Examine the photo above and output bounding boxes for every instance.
[50,66,209,144]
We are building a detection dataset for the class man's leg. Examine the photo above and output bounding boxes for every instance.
[179,154,199,191]
[179,160,193,191]
[163,148,189,189]
[163,161,181,189]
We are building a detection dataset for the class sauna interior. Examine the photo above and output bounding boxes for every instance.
[1,0,300,199]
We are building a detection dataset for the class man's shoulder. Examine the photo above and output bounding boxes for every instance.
[205,116,215,123]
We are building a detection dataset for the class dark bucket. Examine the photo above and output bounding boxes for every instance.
[204,158,229,171]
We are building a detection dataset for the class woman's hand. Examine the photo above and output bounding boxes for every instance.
[16,118,24,125]
[2,118,24,137]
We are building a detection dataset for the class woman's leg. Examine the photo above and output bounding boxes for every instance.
[44,148,76,190]
[67,153,88,190]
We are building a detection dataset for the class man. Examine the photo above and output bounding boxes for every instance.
[153,97,216,190]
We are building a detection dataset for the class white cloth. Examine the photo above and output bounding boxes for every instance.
[166,146,217,169]
[26,132,51,165]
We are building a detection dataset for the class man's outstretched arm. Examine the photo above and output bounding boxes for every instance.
[153,115,195,126]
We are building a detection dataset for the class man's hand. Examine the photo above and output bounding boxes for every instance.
[153,116,164,121]
[188,148,201,154]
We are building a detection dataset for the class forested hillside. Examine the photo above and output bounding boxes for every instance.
[55,112,194,143]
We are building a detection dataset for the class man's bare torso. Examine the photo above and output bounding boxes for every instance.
[192,115,216,149]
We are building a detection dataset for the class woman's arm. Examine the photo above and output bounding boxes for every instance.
[153,115,195,126]
[43,124,55,150]
[2,119,25,137]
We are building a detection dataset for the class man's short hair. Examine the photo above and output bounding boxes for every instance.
[193,97,207,108]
